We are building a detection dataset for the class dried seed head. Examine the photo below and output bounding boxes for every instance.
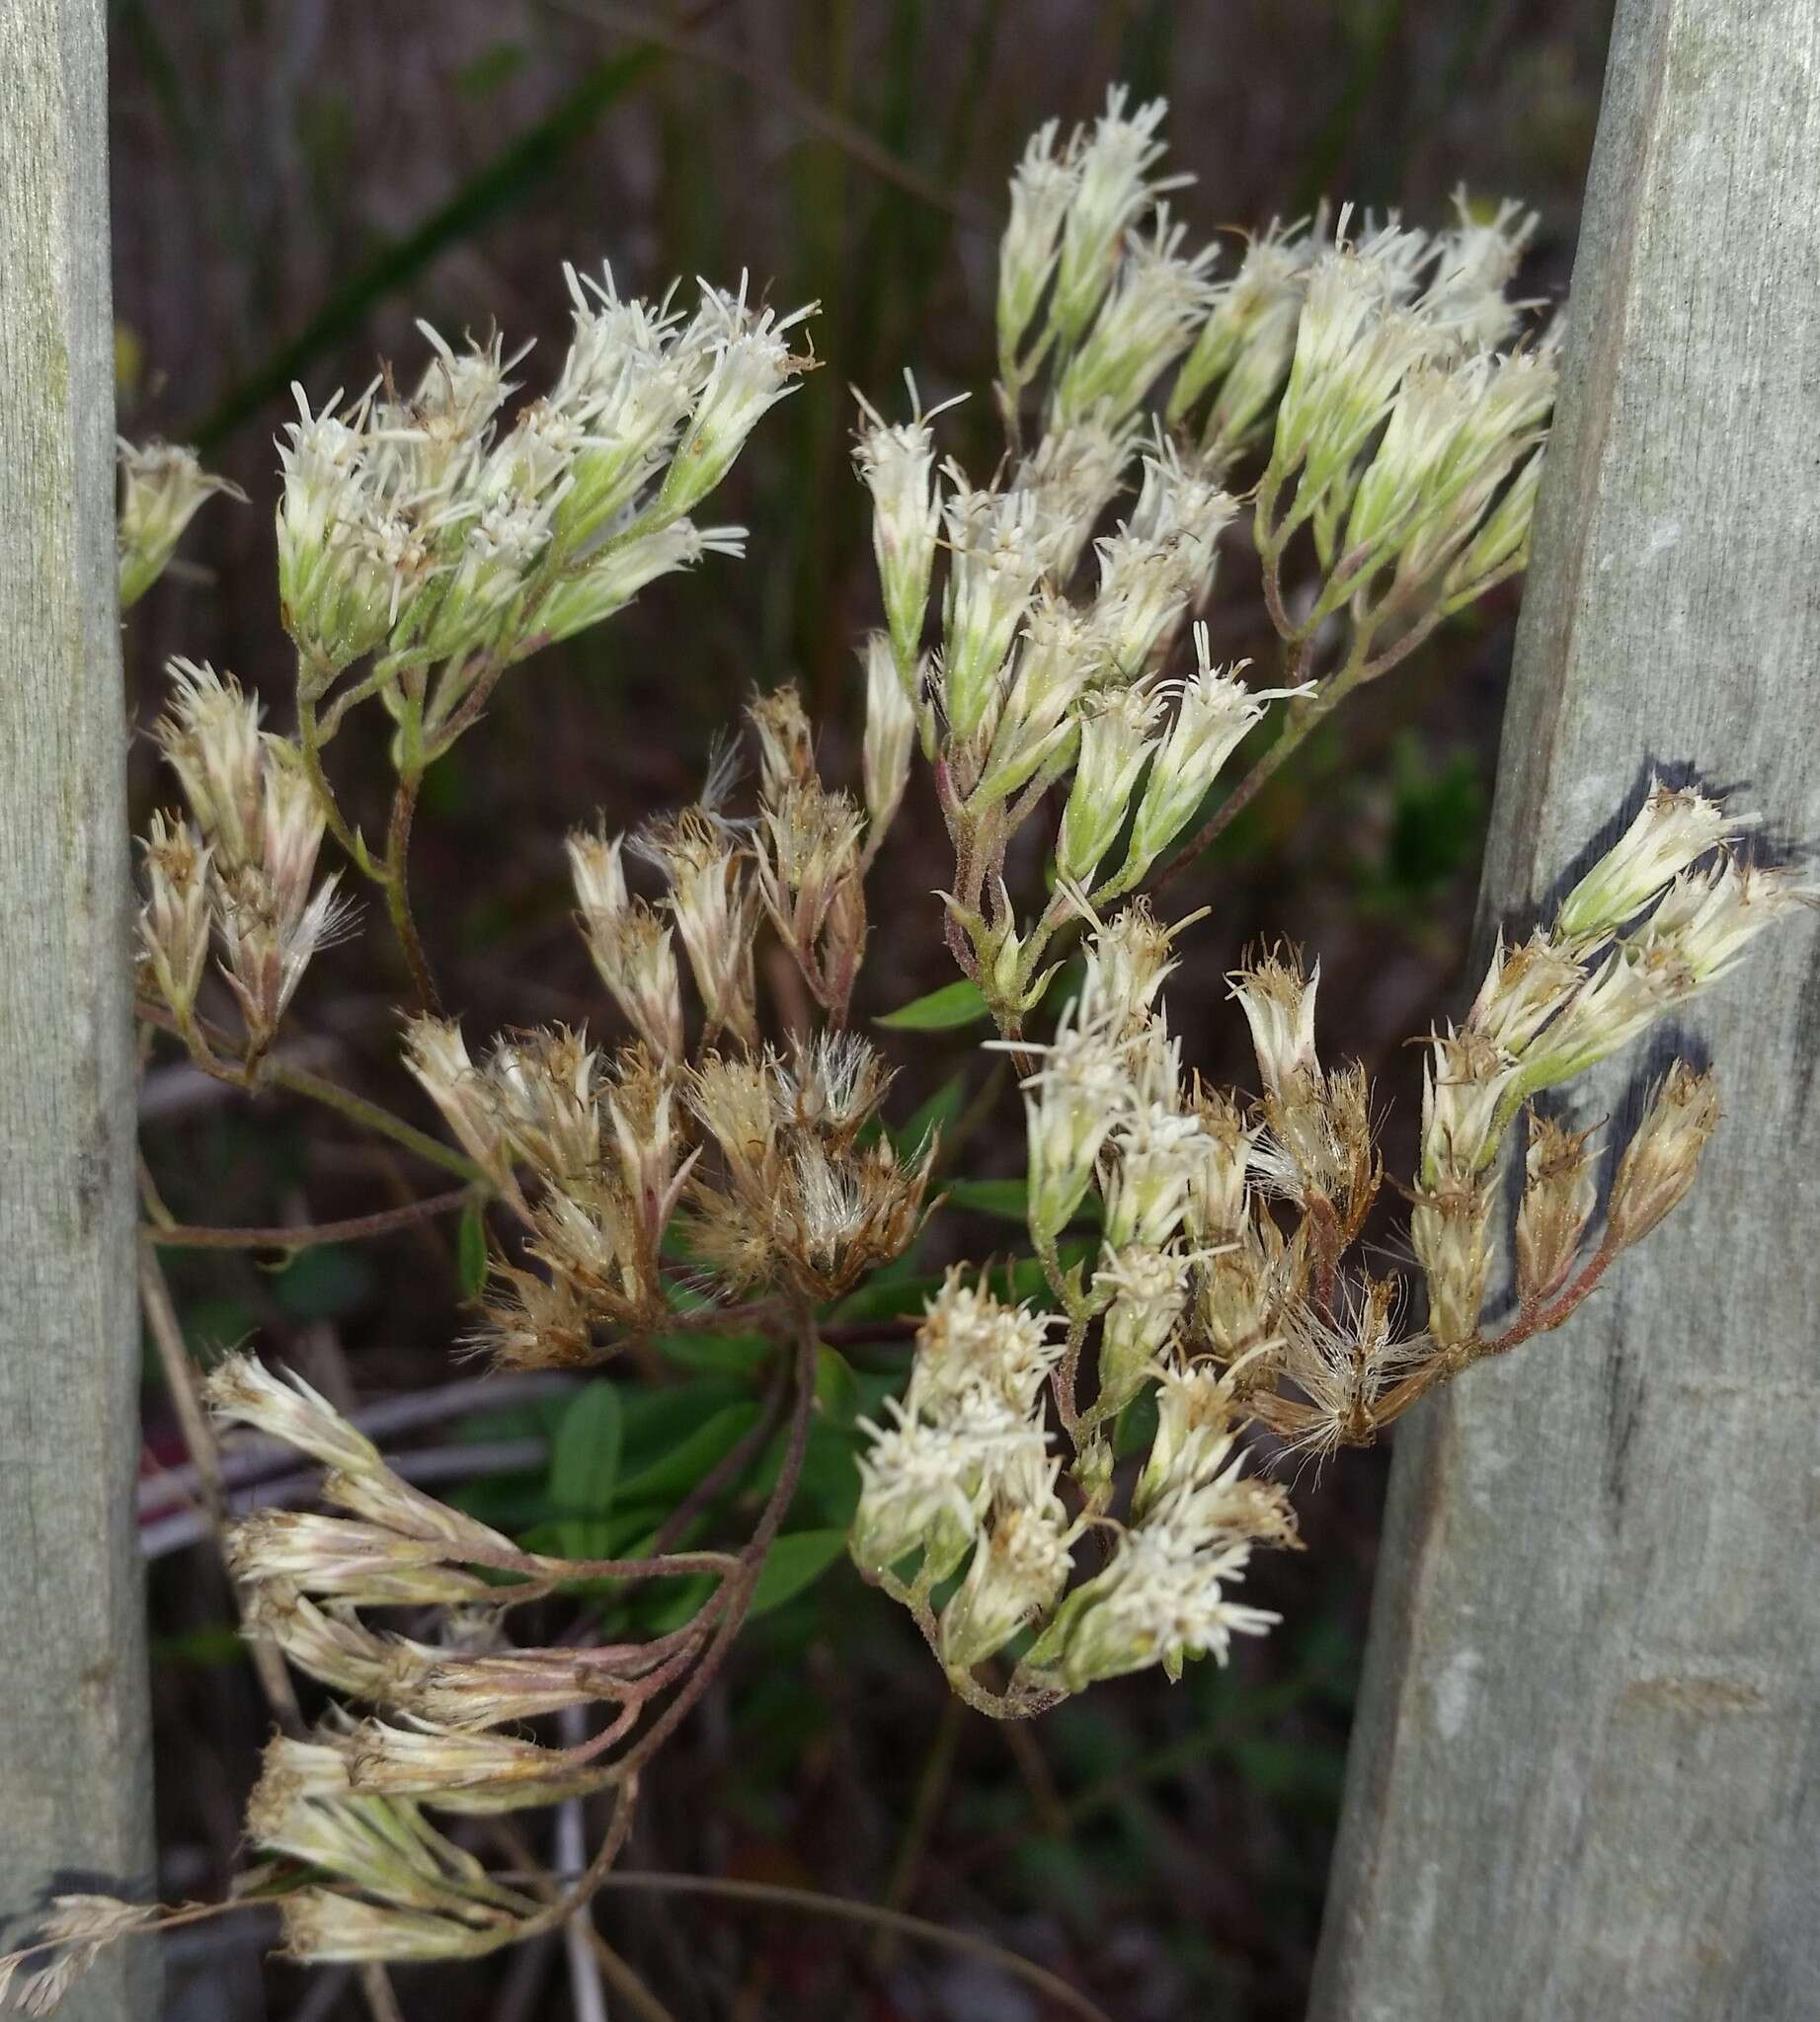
[644,806,759,1048]
[1609,1062,1721,1251]
[747,683,818,800]
[566,826,684,1061]
[1230,949,1319,1103]
[205,1352,384,1477]
[1515,1113,1600,1303]
[1410,1173,1496,1352]
[225,1510,498,1608]
[156,659,265,870]
[403,1017,513,1187]
[138,810,214,1020]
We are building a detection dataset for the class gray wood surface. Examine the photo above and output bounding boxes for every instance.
[1311,3,1820,2017]
[1,1,157,2013]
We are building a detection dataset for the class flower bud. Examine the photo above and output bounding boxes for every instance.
[861,632,917,838]
[656,286,816,521]
[997,119,1076,373]
[1052,208,1217,428]
[939,478,1051,744]
[1016,1005,1135,1239]
[938,1496,1072,1672]
[1556,781,1739,941]
[1055,686,1161,888]
[1093,1244,1189,1416]
[538,521,747,645]
[1049,87,1176,346]
[118,438,242,607]
[1120,635,1307,885]
[854,386,952,675]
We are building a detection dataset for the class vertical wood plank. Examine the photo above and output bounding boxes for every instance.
[1311,3,1820,2016]
[0,1,156,2013]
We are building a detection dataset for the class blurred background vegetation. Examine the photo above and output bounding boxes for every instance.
[121,3,1614,2015]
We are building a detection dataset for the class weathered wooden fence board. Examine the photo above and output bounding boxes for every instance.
[1311,3,1820,2017]
[0,2,156,2015]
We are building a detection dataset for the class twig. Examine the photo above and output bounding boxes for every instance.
[539,0,994,232]
[872,1691,964,1967]
[138,1242,304,1732]
[578,1872,1114,2022]
[582,1925,681,2022]
[135,995,483,1184]
[144,1186,472,1252]
[140,1438,549,1558]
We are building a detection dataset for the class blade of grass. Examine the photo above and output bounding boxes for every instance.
[189,45,661,446]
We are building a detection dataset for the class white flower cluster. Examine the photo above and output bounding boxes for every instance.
[277,269,813,713]
[854,907,1301,1694]
[1259,197,1554,631]
[852,1270,1070,1663]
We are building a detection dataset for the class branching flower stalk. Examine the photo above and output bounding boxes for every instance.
[28,85,1810,2013]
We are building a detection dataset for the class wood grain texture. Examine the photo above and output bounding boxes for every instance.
[1311,3,1820,2017]
[0,1,157,2013]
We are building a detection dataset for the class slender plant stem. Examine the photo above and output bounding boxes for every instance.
[138,1240,306,1733]
[136,994,484,1183]
[145,1186,472,1252]
[383,769,439,1012]
[264,1055,482,1183]
[577,1872,1114,2022]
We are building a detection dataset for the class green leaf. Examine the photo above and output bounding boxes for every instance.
[614,1402,761,1508]
[890,1071,967,1160]
[652,1329,773,1378]
[549,1381,624,1561]
[455,1198,489,1300]
[942,1176,1029,1220]
[190,47,660,446]
[272,1245,375,1320]
[875,978,990,1032]
[814,1344,862,1430]
[748,1529,849,1618]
